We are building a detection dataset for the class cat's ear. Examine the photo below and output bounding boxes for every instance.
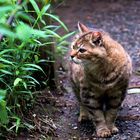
[92,32,101,38]
[92,32,102,46]
[78,22,89,33]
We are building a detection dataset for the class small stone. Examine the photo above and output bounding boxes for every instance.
[68,123,71,126]
[33,114,36,117]
[72,136,77,140]
[73,126,78,130]
[120,135,127,140]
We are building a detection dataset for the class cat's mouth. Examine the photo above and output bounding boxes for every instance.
[70,57,92,65]
[70,57,81,64]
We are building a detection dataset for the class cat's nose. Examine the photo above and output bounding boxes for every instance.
[70,50,78,59]
[70,55,74,61]
[71,55,74,59]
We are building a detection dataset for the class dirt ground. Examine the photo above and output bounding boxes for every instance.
[1,1,140,140]
[52,0,140,140]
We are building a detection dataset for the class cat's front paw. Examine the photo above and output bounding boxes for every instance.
[96,127,111,138]
[110,126,119,134]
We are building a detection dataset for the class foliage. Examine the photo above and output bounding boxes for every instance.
[0,0,73,136]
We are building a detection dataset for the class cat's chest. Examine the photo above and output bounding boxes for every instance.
[81,72,119,91]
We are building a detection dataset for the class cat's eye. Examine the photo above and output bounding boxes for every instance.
[73,45,78,49]
[78,48,86,53]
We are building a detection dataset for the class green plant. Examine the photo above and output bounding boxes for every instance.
[0,0,74,136]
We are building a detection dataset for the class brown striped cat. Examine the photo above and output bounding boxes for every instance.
[69,22,132,137]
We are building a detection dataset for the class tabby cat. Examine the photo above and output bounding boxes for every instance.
[69,22,132,137]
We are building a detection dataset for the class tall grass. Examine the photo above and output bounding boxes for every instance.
[0,0,73,135]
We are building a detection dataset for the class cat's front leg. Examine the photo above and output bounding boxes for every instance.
[88,108,111,137]
[78,86,90,122]
[105,96,122,134]
[105,108,119,134]
[80,85,111,137]
[81,92,111,137]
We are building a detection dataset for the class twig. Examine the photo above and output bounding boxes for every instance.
[127,85,140,94]
[0,0,22,41]
[128,85,140,89]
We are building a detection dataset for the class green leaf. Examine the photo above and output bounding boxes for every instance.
[14,78,23,87]
[0,100,9,124]
[34,55,39,62]
[15,11,34,23]
[0,90,6,101]
[0,69,12,75]
[16,117,21,133]
[29,0,40,15]
[59,31,76,42]
[37,59,55,63]
[24,64,45,75]
[18,91,32,97]
[44,25,60,29]
[0,64,8,69]
[0,0,16,4]
[16,22,49,40]
[0,57,13,65]
[22,67,38,71]
[23,82,27,89]
[46,13,68,32]
[45,29,61,38]
[22,75,40,85]
[31,29,46,38]
[33,4,50,26]
[0,26,15,38]
[41,4,50,15]
[16,70,20,76]
[0,78,12,91]
[0,49,15,55]
[0,5,14,12]
[16,22,32,41]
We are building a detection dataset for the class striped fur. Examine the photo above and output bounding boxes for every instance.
[69,23,132,137]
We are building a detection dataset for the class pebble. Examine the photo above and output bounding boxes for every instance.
[73,126,78,130]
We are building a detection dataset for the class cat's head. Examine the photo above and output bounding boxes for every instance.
[70,22,107,64]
